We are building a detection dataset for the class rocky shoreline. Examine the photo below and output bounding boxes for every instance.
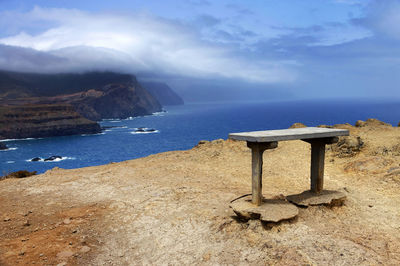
[0,71,188,140]
[0,104,101,140]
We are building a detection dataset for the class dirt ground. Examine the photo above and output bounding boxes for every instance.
[1,119,400,265]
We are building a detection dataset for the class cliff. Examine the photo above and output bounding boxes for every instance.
[0,104,101,139]
[0,71,162,120]
[141,82,184,105]
[0,120,399,265]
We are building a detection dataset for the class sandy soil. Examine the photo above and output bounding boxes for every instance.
[1,119,400,265]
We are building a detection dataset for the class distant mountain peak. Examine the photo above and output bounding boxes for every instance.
[141,81,184,106]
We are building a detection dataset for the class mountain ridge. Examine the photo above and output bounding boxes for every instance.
[0,71,168,139]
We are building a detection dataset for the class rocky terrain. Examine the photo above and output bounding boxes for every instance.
[141,81,184,106]
[0,71,166,139]
[0,71,162,121]
[0,119,399,265]
[0,104,101,139]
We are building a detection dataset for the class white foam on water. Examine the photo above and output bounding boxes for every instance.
[6,161,15,164]
[1,138,42,142]
[81,132,106,136]
[27,156,76,163]
[0,147,18,151]
[130,129,160,134]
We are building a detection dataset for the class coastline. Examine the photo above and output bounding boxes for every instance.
[1,119,400,264]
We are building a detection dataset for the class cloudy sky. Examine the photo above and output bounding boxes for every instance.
[0,0,399,101]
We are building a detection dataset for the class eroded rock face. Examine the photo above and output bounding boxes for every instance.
[0,104,101,139]
[331,135,364,157]
[0,71,162,121]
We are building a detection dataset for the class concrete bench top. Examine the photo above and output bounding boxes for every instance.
[229,127,349,142]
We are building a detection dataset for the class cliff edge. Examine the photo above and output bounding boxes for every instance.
[0,104,101,139]
[0,119,399,265]
[0,71,162,121]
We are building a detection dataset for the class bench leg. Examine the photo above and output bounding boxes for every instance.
[247,142,278,206]
[310,141,325,193]
[251,145,264,206]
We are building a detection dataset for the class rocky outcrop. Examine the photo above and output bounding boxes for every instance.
[0,71,162,120]
[355,118,392,127]
[141,82,184,106]
[0,142,7,150]
[0,104,101,139]
[331,135,364,157]
[289,122,307,128]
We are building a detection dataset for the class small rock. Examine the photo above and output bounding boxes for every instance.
[31,157,41,162]
[23,220,31,226]
[24,210,33,216]
[44,155,62,161]
[198,140,209,145]
[0,142,8,150]
[56,262,67,266]
[56,250,74,259]
[289,123,307,128]
[355,120,366,127]
[3,217,11,222]
[63,218,71,225]
[19,251,25,256]
[80,236,88,244]
[332,136,363,157]
[80,246,91,253]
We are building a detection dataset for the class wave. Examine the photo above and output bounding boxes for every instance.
[26,156,76,163]
[104,126,128,132]
[1,138,42,142]
[124,111,167,120]
[6,161,15,164]
[81,132,106,136]
[130,128,160,134]
[152,111,167,117]
[0,147,18,151]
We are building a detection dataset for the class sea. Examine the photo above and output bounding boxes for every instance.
[1,99,400,174]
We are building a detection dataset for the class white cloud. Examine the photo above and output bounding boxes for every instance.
[0,6,297,83]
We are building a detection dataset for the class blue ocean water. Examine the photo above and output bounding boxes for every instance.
[1,99,399,174]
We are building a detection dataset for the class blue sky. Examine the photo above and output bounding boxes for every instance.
[0,0,399,100]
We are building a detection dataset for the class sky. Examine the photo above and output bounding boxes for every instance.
[0,0,399,101]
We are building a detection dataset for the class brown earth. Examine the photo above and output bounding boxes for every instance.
[0,104,101,140]
[1,119,400,265]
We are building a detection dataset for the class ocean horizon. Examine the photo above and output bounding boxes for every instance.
[1,98,399,175]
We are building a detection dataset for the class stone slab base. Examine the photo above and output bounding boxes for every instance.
[230,196,299,222]
[287,190,346,207]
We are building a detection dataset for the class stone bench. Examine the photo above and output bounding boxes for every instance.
[228,127,349,222]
